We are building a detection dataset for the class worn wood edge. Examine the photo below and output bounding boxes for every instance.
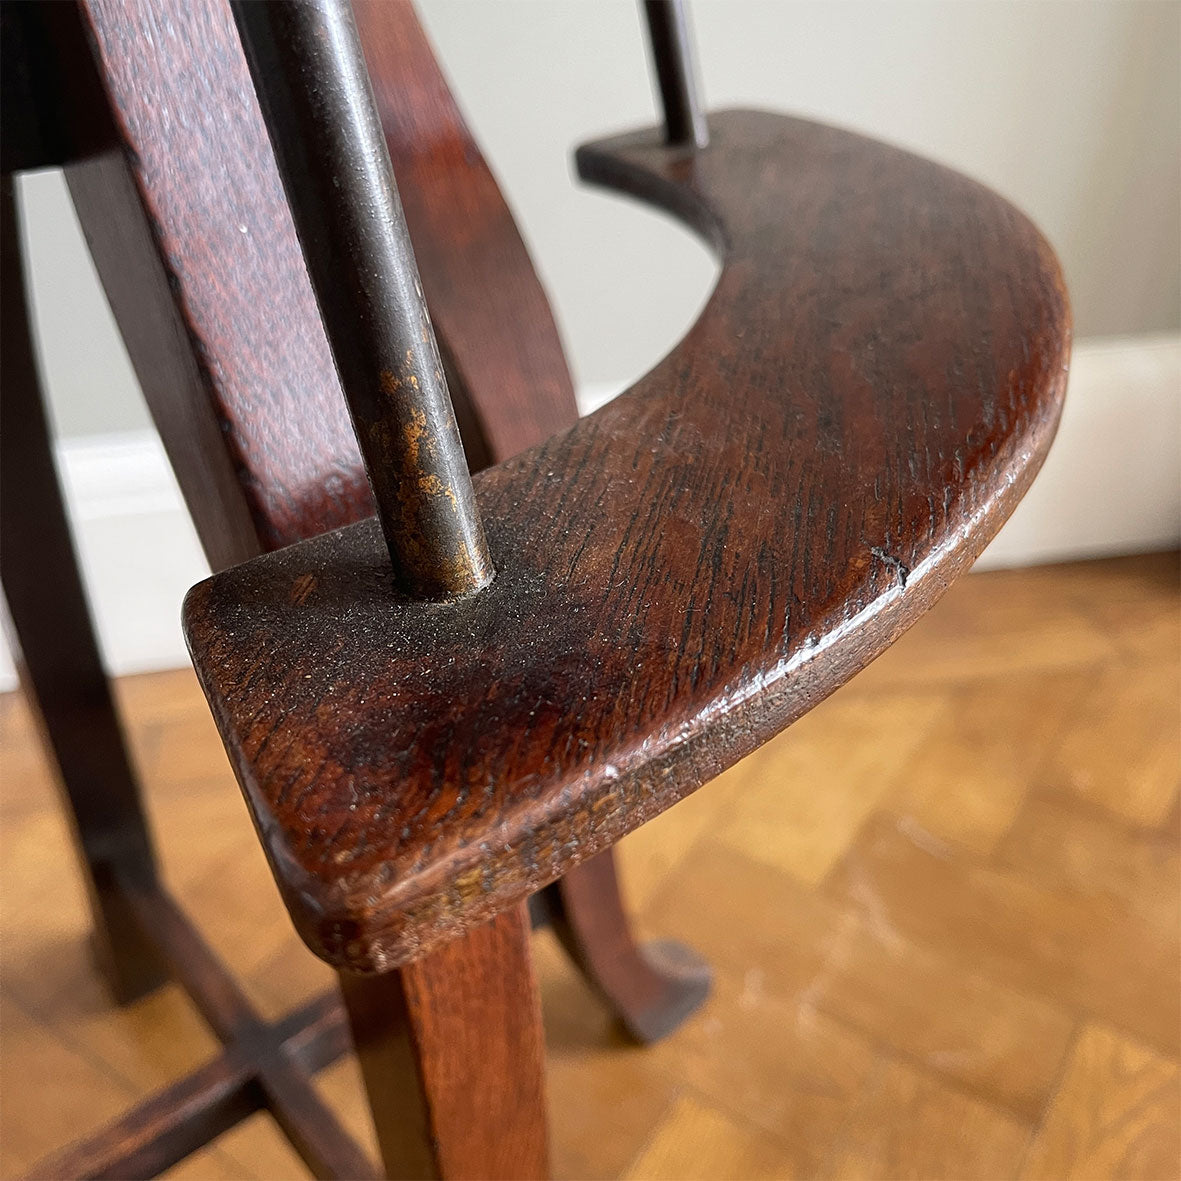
[184,109,1071,972]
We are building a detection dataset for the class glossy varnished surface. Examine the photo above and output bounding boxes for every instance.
[184,110,1070,970]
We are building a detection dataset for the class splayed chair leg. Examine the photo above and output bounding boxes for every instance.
[0,176,167,1005]
[540,848,712,1043]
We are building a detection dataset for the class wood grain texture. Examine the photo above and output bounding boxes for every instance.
[1021,1024,1180,1180]
[340,904,548,1180]
[67,0,577,571]
[30,5,694,1169]
[25,990,355,1181]
[232,0,496,602]
[350,0,704,1043]
[3,554,1176,1180]
[67,0,359,567]
[184,109,1070,972]
[829,1057,1030,1180]
[622,1093,796,1181]
[825,811,1180,1056]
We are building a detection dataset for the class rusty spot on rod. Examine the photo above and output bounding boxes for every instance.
[232,0,493,599]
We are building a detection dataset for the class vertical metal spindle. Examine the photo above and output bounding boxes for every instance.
[641,0,709,149]
[231,0,493,599]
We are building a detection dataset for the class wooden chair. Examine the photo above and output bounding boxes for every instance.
[3,0,710,1175]
[2,0,1070,1176]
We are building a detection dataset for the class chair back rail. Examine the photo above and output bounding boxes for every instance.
[64,0,578,570]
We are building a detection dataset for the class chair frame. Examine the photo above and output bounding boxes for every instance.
[1,1,713,1175]
[2,0,1069,1176]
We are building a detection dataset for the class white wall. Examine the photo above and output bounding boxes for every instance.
[416,0,1180,391]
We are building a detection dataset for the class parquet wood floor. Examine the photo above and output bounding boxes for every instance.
[1,553,1178,1179]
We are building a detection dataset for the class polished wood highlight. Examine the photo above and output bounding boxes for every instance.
[185,109,1069,972]
[59,0,675,1045]
[6,0,713,1169]
[64,0,578,565]
[3,554,1176,1179]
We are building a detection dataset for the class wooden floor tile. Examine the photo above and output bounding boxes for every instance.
[825,813,1180,1055]
[715,690,945,884]
[0,693,60,819]
[1044,658,1180,827]
[1021,1024,1181,1181]
[0,990,241,1180]
[996,790,1179,936]
[617,758,746,912]
[829,1057,1031,1180]
[635,967,876,1175]
[845,563,1119,692]
[536,934,682,1181]
[201,1111,317,1181]
[622,1093,797,1181]
[883,669,1089,853]
[646,845,1075,1121]
[1068,552,1180,665]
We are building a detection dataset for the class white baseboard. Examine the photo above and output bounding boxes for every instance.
[2,334,1177,692]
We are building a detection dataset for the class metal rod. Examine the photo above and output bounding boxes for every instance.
[231,0,492,599]
[642,0,708,149]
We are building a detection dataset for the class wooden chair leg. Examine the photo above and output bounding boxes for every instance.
[339,902,548,1181]
[0,175,167,1004]
[540,849,712,1043]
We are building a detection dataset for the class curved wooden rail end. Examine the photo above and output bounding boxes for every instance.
[184,110,1070,972]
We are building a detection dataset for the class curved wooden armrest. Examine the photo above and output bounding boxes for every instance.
[184,109,1069,972]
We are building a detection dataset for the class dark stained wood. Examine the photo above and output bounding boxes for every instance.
[63,0,684,1049]
[119,881,378,1179]
[260,1057,380,1181]
[25,1047,258,1181]
[1,2,74,172]
[538,849,711,1043]
[340,903,548,1181]
[66,0,369,567]
[7,0,699,1174]
[24,990,355,1181]
[64,0,579,566]
[0,175,168,1005]
[232,0,493,600]
[122,880,263,1043]
[0,1,113,173]
[4,4,707,1176]
[352,0,704,1039]
[185,110,1070,974]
